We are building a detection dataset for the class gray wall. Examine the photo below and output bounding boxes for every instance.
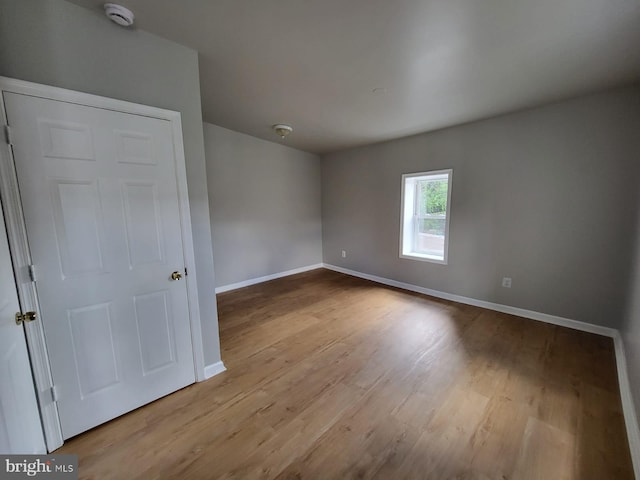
[322,85,640,328]
[0,0,222,366]
[622,194,640,429]
[204,123,322,287]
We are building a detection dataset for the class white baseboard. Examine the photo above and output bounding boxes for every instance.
[613,333,640,479]
[215,263,324,293]
[203,361,226,380]
[322,264,617,337]
[322,263,640,473]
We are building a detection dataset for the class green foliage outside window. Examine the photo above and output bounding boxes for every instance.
[418,179,448,235]
[419,179,448,214]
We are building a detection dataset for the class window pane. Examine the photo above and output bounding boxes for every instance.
[418,179,448,216]
[417,217,446,236]
[416,177,448,258]
[416,218,445,256]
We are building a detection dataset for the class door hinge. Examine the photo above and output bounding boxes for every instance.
[184,267,188,277]
[28,264,37,282]
[3,125,12,145]
[40,385,60,405]
[51,386,59,403]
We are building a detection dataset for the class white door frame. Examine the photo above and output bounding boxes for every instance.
[0,76,206,451]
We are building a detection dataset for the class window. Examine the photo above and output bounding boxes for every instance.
[400,169,452,264]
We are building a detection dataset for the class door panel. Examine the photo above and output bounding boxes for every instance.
[0,201,45,453]
[4,92,195,439]
[121,181,165,267]
[38,119,94,161]
[50,179,106,276]
[115,130,154,165]
[134,290,176,374]
[68,302,120,398]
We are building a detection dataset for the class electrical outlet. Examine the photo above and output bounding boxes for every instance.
[341,250,347,258]
[502,277,512,288]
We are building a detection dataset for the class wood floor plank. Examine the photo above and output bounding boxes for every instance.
[512,417,575,480]
[57,269,634,479]
[390,387,490,479]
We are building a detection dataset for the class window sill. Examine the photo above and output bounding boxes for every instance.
[400,252,448,265]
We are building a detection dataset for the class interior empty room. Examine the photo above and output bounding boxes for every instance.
[1,0,639,478]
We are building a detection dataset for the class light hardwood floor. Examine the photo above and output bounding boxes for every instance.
[59,269,634,479]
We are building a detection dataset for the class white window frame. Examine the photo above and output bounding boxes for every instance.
[399,169,453,264]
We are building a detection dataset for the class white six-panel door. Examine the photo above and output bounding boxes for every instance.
[0,202,46,453]
[4,92,196,439]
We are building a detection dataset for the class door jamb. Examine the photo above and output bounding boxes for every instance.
[0,76,207,451]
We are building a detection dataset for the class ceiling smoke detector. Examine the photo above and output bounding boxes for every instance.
[272,124,293,139]
[104,3,135,27]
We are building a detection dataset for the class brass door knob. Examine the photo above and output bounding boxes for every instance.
[16,311,37,325]
[171,271,183,281]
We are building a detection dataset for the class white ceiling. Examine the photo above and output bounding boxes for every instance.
[69,0,640,154]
